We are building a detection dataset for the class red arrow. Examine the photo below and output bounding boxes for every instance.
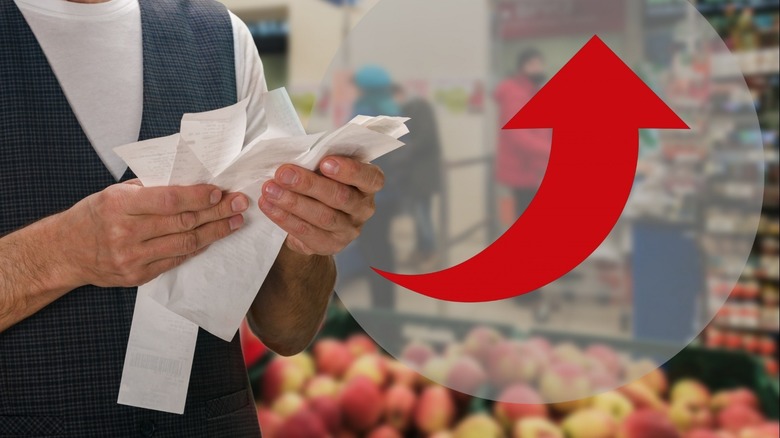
[373,35,689,303]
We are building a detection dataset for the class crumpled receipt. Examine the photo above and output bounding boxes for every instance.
[114,87,408,414]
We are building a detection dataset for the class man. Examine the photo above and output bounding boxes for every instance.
[0,0,383,435]
[494,48,551,218]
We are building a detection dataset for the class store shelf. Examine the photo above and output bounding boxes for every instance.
[697,0,780,16]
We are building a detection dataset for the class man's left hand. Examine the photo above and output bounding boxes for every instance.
[259,156,384,256]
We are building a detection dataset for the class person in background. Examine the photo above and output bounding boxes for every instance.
[395,84,443,270]
[495,47,551,219]
[352,65,404,309]
[494,48,552,322]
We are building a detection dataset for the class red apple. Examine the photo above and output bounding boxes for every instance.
[415,385,456,434]
[366,425,402,438]
[493,384,547,430]
[261,358,307,403]
[739,422,780,438]
[275,407,328,438]
[670,398,714,433]
[462,326,503,364]
[257,408,283,438]
[346,334,378,357]
[617,409,679,438]
[445,355,487,395]
[401,341,435,368]
[387,359,419,388]
[307,395,342,435]
[710,388,759,413]
[384,384,416,431]
[313,338,353,378]
[539,362,591,413]
[618,381,667,412]
[586,344,623,376]
[339,376,384,432]
[717,404,763,433]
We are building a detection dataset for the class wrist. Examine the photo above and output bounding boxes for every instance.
[27,212,85,294]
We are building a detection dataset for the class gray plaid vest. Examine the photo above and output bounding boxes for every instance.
[0,1,261,436]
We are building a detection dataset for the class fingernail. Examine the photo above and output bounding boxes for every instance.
[279,168,299,186]
[229,215,244,231]
[264,182,283,200]
[231,195,249,212]
[210,189,222,205]
[321,159,339,175]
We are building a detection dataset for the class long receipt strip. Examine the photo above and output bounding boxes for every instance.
[115,88,408,414]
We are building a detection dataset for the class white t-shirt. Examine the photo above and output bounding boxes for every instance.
[14,0,268,180]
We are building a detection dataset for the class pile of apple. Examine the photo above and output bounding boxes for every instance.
[255,329,778,438]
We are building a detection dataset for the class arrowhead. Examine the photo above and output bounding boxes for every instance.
[504,36,689,130]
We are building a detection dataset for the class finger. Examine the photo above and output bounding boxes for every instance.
[261,182,352,232]
[126,184,223,215]
[143,192,249,239]
[142,214,244,262]
[260,200,347,256]
[272,165,370,218]
[144,245,210,280]
[123,179,143,187]
[284,235,316,256]
[319,156,385,194]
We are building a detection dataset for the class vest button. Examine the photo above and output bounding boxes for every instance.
[139,420,156,437]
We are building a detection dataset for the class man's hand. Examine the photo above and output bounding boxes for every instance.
[258,156,384,256]
[58,181,249,288]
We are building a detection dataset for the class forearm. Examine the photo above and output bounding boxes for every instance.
[0,213,79,333]
[247,246,336,356]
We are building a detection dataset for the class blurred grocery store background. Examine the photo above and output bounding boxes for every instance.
[221,0,779,436]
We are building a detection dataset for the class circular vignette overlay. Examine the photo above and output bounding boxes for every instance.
[303,0,765,404]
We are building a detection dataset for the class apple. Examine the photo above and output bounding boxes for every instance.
[625,359,668,396]
[711,388,759,413]
[561,408,618,438]
[307,395,342,435]
[513,417,563,438]
[384,384,416,431]
[415,385,456,434]
[617,409,680,438]
[486,340,543,388]
[401,341,435,368]
[271,392,306,419]
[284,352,315,380]
[261,358,307,403]
[275,407,328,438]
[493,384,547,430]
[551,343,589,369]
[344,354,388,387]
[717,404,763,433]
[346,333,378,357]
[366,425,402,438]
[339,376,384,432]
[313,338,353,378]
[670,379,710,407]
[453,413,502,438]
[462,326,504,364]
[421,356,455,386]
[257,408,283,438]
[588,360,619,392]
[669,398,714,433]
[305,375,339,399]
[430,432,454,438]
[684,429,722,438]
[739,422,780,438]
[618,381,667,411]
[539,363,591,413]
[445,355,487,395]
[586,344,623,376]
[592,391,634,422]
[387,359,419,388]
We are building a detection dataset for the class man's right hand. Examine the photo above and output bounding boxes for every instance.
[56,182,248,289]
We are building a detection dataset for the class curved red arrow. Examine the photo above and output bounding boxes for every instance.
[372,36,689,303]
